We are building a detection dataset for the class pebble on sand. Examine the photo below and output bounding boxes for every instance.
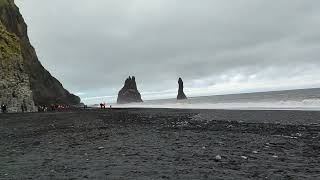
[252,151,258,154]
[215,155,222,161]
[98,147,104,150]
[32,141,41,146]
[241,156,248,160]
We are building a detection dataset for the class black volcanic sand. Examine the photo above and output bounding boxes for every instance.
[0,109,320,180]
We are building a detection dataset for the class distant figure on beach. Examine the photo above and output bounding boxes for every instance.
[100,103,106,109]
[1,104,7,113]
[21,104,25,112]
[21,100,27,112]
[51,104,55,111]
[44,105,48,112]
[177,77,187,100]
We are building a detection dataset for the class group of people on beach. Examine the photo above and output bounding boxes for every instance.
[1,104,7,113]
[38,104,70,112]
[99,102,112,109]
[1,103,27,113]
[1,102,109,113]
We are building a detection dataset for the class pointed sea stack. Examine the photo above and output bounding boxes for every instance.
[177,77,187,100]
[117,76,143,104]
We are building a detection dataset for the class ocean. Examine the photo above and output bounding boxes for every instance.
[113,88,320,110]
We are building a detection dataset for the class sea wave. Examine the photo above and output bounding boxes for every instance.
[112,99,320,111]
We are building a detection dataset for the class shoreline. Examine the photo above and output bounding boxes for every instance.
[2,107,320,125]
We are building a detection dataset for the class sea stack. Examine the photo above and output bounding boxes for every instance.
[177,77,187,100]
[0,0,80,112]
[117,76,143,104]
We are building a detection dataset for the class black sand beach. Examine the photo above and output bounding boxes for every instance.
[0,108,319,179]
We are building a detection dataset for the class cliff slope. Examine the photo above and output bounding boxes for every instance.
[0,0,80,106]
[0,21,36,112]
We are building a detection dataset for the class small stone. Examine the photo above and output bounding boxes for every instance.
[241,156,248,160]
[215,155,222,161]
[32,141,41,146]
[252,151,258,154]
[202,146,206,149]
[98,147,104,150]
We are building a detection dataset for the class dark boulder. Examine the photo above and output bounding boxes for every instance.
[177,78,187,100]
[117,76,143,104]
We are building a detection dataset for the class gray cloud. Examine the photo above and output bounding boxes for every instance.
[15,0,320,104]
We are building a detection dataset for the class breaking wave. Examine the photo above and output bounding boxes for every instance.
[113,99,320,111]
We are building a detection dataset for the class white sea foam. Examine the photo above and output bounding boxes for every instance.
[96,89,320,111]
[112,99,320,111]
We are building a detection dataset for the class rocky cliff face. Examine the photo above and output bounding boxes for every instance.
[0,21,36,112]
[0,0,80,107]
[117,76,143,104]
[177,78,187,100]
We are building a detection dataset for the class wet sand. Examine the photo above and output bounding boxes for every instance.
[0,108,319,180]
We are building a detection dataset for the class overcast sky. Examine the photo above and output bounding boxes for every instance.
[15,0,320,104]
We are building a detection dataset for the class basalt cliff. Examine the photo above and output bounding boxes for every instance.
[0,0,80,112]
[117,76,143,104]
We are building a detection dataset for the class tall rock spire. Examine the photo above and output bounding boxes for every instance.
[177,77,187,100]
[117,76,143,104]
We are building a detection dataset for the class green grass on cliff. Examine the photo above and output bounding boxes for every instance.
[0,0,16,11]
[0,0,9,7]
[0,21,21,60]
